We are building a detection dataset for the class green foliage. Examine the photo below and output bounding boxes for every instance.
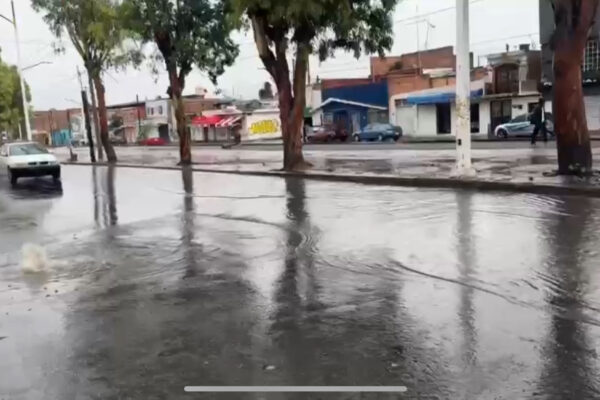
[232,0,397,61]
[122,0,239,86]
[0,51,31,136]
[31,0,140,75]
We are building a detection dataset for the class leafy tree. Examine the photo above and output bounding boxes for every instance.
[123,0,238,164]
[258,81,274,100]
[549,0,599,174]
[0,51,31,138]
[231,0,397,170]
[32,0,135,163]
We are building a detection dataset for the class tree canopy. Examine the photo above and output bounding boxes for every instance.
[32,0,137,162]
[231,0,396,65]
[31,0,137,76]
[123,0,238,91]
[122,0,239,164]
[0,51,31,137]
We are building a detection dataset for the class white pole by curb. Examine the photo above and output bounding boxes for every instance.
[455,0,473,175]
[11,0,32,142]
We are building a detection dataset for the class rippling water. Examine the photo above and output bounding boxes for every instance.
[1,166,600,399]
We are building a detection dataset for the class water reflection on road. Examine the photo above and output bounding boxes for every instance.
[0,166,599,399]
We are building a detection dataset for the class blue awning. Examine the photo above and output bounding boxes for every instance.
[406,89,484,105]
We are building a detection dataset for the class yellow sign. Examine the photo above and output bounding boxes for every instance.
[249,119,280,136]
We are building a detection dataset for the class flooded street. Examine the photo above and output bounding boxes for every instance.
[1,165,600,399]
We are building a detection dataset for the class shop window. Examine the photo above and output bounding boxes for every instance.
[583,39,600,72]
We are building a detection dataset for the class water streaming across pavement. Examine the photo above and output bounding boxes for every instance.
[0,166,599,399]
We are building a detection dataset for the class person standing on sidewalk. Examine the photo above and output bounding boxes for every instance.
[530,98,547,145]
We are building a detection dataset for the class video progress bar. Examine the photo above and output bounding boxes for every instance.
[184,386,408,393]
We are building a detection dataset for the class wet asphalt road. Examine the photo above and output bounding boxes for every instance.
[1,166,600,399]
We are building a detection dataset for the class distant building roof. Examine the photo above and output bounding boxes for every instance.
[106,100,144,110]
[313,98,387,112]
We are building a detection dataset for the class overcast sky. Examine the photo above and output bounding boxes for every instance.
[0,0,539,110]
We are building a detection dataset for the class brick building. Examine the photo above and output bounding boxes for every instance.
[107,101,146,144]
[33,108,80,134]
[33,108,82,145]
[370,46,456,78]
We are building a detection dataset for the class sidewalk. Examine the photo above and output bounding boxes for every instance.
[55,145,600,196]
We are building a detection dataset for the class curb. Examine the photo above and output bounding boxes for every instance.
[62,161,600,198]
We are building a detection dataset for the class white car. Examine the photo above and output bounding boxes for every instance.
[0,142,61,186]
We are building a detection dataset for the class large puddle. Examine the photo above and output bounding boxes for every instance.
[1,166,599,399]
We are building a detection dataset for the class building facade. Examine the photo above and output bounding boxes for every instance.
[312,79,389,133]
[391,46,543,137]
[33,108,83,146]
[107,101,146,144]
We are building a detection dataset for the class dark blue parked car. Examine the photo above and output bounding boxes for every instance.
[353,123,402,142]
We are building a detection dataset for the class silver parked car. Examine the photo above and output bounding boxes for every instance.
[494,113,554,139]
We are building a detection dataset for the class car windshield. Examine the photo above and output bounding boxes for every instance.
[9,143,49,156]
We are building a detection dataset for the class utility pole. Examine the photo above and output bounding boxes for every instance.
[8,0,31,141]
[136,94,142,141]
[67,108,71,134]
[455,0,473,174]
[78,67,96,163]
[416,5,421,70]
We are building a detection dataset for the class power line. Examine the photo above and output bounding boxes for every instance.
[471,32,539,47]
[394,0,487,25]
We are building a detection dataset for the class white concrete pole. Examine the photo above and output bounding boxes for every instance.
[455,0,472,174]
[11,0,32,142]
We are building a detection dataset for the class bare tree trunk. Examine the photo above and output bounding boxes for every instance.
[278,77,304,170]
[281,44,309,171]
[168,65,191,165]
[92,74,117,163]
[251,16,308,171]
[551,0,599,174]
[87,71,103,161]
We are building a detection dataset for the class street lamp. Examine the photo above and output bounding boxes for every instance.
[0,0,32,141]
[23,61,52,71]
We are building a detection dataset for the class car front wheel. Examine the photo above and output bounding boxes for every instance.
[353,134,361,142]
[497,129,508,139]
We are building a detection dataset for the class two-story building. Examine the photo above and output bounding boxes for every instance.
[107,100,146,144]
[390,45,542,137]
[539,0,600,133]
[143,98,172,142]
